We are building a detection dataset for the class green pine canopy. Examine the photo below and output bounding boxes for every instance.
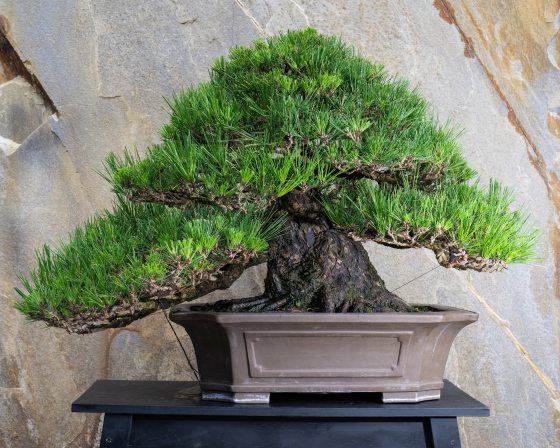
[16,28,536,332]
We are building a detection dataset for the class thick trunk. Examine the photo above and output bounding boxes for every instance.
[207,190,414,313]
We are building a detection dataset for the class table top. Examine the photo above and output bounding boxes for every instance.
[72,380,489,418]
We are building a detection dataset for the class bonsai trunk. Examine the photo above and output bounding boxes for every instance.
[208,190,413,313]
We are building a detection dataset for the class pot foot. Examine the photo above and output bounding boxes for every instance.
[382,389,440,403]
[201,390,270,403]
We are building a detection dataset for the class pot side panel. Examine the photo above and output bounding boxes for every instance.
[244,330,411,378]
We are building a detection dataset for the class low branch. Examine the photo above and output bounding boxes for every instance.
[344,226,506,272]
[43,251,266,334]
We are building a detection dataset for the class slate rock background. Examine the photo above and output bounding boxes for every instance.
[0,1,559,446]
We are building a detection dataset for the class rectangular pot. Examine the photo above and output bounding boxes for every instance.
[170,304,477,403]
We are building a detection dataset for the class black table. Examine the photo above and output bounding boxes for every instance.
[72,380,489,448]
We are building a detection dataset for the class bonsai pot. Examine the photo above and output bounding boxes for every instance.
[170,304,477,404]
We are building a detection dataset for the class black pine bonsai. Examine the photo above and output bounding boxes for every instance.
[16,29,536,333]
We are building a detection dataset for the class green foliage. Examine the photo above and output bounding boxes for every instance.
[16,28,537,322]
[107,28,473,204]
[322,179,537,264]
[15,198,285,321]
[104,27,533,266]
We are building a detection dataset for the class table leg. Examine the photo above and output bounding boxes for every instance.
[428,418,461,448]
[99,414,132,448]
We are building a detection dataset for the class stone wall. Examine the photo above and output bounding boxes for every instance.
[0,1,558,446]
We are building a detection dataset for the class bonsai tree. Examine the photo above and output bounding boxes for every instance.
[16,29,536,334]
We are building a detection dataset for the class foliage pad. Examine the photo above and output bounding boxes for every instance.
[16,199,284,331]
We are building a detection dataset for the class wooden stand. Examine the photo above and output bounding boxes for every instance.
[72,380,489,448]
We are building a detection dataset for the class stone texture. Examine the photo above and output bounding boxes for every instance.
[548,107,560,140]
[0,77,50,145]
[0,135,18,156]
[0,1,558,447]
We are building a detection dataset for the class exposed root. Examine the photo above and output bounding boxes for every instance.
[195,201,416,314]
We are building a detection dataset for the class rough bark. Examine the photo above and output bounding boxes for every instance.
[203,190,414,313]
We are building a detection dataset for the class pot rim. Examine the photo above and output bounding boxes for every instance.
[170,303,478,323]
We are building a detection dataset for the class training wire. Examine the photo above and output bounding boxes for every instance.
[158,299,200,381]
[390,264,441,293]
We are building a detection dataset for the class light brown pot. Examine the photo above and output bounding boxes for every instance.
[170,304,477,403]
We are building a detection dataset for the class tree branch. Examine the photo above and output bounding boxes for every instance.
[331,156,447,189]
[46,251,266,333]
[126,181,273,210]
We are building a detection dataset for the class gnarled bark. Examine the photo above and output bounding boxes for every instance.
[202,190,413,313]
